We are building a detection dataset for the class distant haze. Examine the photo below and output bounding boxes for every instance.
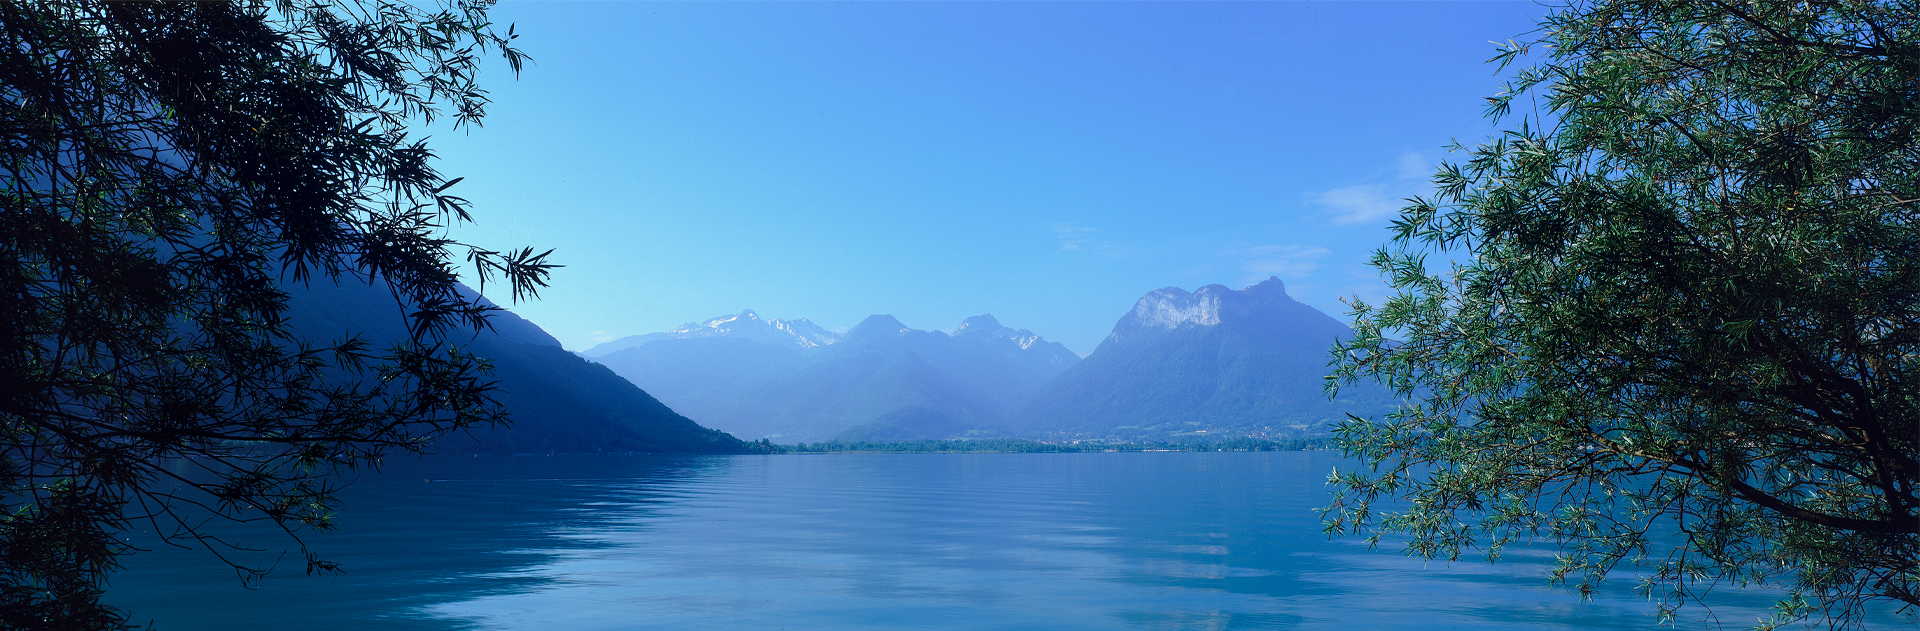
[588,308,1081,442]
[585,277,1391,443]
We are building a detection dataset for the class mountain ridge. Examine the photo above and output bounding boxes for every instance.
[590,312,1079,442]
[579,280,1390,444]
[582,309,839,356]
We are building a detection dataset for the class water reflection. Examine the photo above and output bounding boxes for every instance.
[109,455,733,630]
[108,453,1911,630]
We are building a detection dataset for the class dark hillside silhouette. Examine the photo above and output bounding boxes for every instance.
[285,280,752,454]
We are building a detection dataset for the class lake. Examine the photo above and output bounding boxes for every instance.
[106,452,1909,630]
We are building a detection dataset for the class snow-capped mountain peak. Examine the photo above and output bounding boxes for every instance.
[671,309,764,335]
[953,314,1012,337]
[770,317,839,348]
[953,314,1047,350]
[581,308,842,356]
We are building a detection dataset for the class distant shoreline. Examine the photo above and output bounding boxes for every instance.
[422,438,1333,458]
[777,437,1330,455]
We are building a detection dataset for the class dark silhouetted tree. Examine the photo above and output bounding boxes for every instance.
[0,1,550,627]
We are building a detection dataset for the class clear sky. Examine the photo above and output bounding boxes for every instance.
[431,1,1546,355]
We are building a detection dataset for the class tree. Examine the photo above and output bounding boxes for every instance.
[0,1,551,627]
[1323,1,1918,628]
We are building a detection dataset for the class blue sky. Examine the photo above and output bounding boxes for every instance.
[433,1,1546,355]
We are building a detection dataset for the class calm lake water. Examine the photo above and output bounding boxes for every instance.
[107,452,1909,630]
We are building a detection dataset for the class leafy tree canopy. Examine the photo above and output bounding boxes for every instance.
[0,1,548,626]
[1326,1,1918,628]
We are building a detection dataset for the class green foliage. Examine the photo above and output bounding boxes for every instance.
[1325,1,1919,627]
[0,1,547,626]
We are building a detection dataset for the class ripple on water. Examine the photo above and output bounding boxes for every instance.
[107,453,1913,630]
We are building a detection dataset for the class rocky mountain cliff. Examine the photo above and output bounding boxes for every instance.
[1012,277,1395,440]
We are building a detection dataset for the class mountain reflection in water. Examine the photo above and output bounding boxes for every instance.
[108,453,1910,630]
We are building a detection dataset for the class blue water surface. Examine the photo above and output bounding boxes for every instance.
[106,452,1911,630]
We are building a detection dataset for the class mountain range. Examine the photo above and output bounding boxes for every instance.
[270,274,1385,451]
[585,277,1394,443]
[588,311,1080,442]
[583,310,839,355]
